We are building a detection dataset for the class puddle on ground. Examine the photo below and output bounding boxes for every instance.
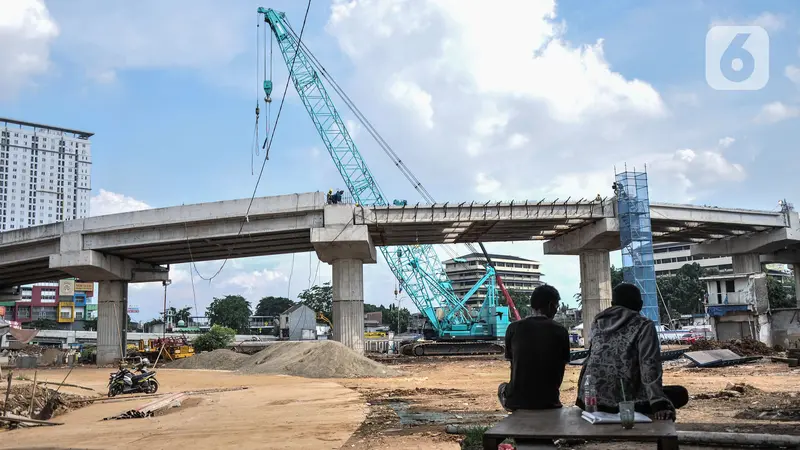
[384,400,505,426]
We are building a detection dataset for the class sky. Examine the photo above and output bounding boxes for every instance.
[1,0,798,322]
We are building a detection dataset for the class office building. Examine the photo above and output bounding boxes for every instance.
[653,242,733,277]
[0,117,92,230]
[444,253,543,307]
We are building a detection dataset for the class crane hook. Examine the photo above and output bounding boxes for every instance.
[264,80,273,103]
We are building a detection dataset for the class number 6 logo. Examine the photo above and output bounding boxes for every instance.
[706,25,769,91]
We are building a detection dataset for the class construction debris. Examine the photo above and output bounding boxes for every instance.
[103,393,188,421]
[0,413,63,427]
[169,341,399,378]
[688,338,775,356]
[684,349,762,368]
[677,431,800,448]
[692,383,761,400]
[0,383,94,424]
[770,356,800,367]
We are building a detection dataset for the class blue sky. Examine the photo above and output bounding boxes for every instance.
[2,0,798,322]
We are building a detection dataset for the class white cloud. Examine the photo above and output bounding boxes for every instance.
[328,0,665,125]
[475,172,502,196]
[388,78,434,129]
[345,119,362,139]
[221,269,288,296]
[89,189,151,217]
[508,133,530,149]
[752,12,786,31]
[712,11,786,32]
[0,0,58,99]
[755,101,800,123]
[785,65,800,85]
[718,136,735,148]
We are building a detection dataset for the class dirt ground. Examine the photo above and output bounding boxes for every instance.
[2,356,800,449]
[0,368,365,450]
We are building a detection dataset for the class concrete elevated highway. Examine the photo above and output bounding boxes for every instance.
[1,192,796,362]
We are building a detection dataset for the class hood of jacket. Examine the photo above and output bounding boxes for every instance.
[592,305,642,335]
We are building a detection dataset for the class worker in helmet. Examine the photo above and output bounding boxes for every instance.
[327,189,333,204]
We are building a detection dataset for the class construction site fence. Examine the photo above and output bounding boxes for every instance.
[364,339,402,354]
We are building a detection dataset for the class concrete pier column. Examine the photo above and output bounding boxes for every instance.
[97,281,128,366]
[732,254,762,274]
[311,204,377,354]
[579,250,612,345]
[332,258,365,354]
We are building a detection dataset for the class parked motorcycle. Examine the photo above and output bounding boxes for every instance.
[107,360,159,397]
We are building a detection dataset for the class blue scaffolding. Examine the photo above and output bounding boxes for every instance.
[615,169,659,322]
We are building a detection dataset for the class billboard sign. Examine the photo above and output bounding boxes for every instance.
[59,279,75,297]
[74,282,94,292]
[127,306,140,314]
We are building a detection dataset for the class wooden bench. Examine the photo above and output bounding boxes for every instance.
[482,407,678,450]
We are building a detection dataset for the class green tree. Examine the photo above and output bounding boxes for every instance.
[83,317,98,331]
[142,318,164,333]
[610,265,624,288]
[174,306,193,325]
[383,304,411,333]
[192,325,236,352]
[298,283,333,321]
[507,289,531,318]
[125,314,138,332]
[767,276,795,309]
[254,296,295,316]
[363,303,384,314]
[656,263,707,316]
[206,295,252,333]
[26,319,60,330]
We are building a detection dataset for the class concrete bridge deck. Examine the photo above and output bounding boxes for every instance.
[0,191,795,364]
[0,192,793,287]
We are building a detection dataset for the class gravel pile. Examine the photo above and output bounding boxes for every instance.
[169,341,397,378]
[166,349,250,370]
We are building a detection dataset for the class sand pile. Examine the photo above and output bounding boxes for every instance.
[167,349,250,371]
[170,341,397,378]
[239,341,397,378]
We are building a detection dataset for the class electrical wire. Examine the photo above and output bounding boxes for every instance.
[189,1,313,282]
[288,253,295,298]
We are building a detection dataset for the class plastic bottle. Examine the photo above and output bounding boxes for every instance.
[583,374,597,413]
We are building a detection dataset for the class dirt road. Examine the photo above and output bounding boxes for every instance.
[3,357,800,449]
[0,368,365,450]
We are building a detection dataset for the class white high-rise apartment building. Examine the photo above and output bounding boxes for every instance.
[0,118,92,230]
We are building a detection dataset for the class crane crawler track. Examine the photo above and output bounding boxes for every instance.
[400,341,505,357]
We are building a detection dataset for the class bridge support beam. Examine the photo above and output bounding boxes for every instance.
[97,281,128,366]
[733,254,762,275]
[312,205,377,354]
[579,250,612,345]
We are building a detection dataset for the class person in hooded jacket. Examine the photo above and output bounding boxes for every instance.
[575,283,689,420]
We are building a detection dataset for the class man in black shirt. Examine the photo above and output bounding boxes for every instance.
[497,284,570,411]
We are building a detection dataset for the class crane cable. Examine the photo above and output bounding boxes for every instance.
[190,0,313,282]
[284,24,481,263]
